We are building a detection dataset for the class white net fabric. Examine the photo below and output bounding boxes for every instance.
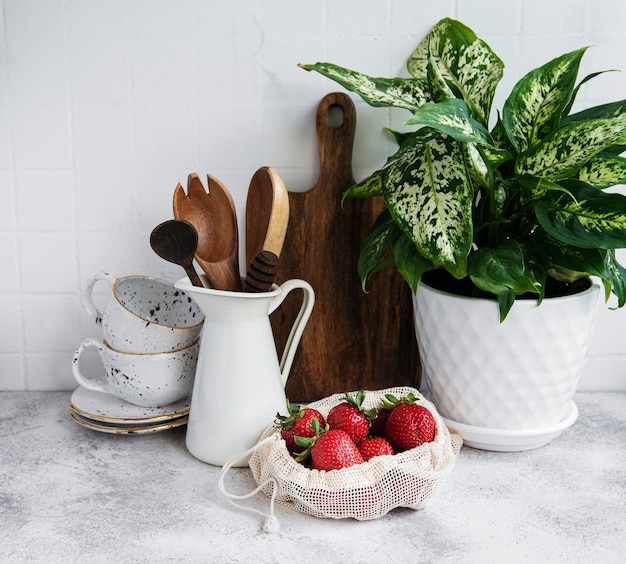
[248,386,462,521]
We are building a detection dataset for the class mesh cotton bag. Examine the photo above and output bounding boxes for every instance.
[219,387,462,532]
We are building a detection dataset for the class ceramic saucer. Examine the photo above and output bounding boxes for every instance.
[441,401,579,452]
[70,407,188,435]
[70,381,190,424]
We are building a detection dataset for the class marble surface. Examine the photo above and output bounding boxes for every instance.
[1,391,625,564]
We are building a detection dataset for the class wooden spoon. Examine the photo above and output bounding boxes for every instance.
[173,173,242,291]
[244,166,289,292]
[150,220,204,287]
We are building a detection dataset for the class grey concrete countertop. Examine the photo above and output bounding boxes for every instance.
[1,391,625,563]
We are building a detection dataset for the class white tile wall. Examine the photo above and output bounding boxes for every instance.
[1,0,625,391]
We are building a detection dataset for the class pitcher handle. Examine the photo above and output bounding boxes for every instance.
[268,279,315,387]
[82,271,116,326]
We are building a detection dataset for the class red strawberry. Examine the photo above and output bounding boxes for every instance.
[369,407,390,437]
[294,419,364,471]
[275,401,325,454]
[310,429,364,471]
[381,393,435,451]
[385,401,435,451]
[326,391,377,444]
[357,436,394,461]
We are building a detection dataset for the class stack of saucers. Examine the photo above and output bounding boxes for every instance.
[70,383,190,435]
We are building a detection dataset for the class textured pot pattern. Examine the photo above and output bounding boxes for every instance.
[413,282,601,430]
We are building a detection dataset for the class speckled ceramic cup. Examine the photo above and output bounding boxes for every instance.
[72,337,199,407]
[82,272,204,353]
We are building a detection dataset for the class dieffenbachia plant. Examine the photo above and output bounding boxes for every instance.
[300,18,626,320]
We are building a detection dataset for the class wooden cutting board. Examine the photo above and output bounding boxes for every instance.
[271,92,420,402]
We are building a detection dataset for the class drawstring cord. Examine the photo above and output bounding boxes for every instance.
[218,435,280,534]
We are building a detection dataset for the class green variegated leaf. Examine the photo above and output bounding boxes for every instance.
[527,229,607,277]
[426,51,455,102]
[393,233,433,293]
[503,48,587,153]
[382,130,472,278]
[404,98,493,144]
[517,175,576,200]
[561,99,626,124]
[357,208,401,289]
[407,18,474,78]
[464,142,489,190]
[578,153,626,188]
[342,170,384,204]
[535,180,626,249]
[385,128,414,147]
[407,18,503,126]
[605,250,626,307]
[478,143,513,170]
[298,63,430,111]
[467,240,539,295]
[515,116,626,178]
[562,70,618,117]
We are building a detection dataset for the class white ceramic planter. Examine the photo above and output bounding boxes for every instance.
[413,280,601,450]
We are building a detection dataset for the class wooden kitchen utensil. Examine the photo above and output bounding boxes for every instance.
[244,166,289,292]
[173,173,242,292]
[149,219,204,287]
[271,92,420,402]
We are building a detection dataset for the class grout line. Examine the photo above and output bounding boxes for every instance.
[1,1,27,390]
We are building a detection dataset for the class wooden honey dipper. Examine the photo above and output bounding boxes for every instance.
[244,167,289,293]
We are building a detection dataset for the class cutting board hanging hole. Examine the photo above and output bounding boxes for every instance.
[327,104,345,128]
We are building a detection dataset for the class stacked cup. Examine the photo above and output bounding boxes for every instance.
[73,272,203,407]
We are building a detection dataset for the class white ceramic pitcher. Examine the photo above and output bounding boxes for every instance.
[174,276,315,466]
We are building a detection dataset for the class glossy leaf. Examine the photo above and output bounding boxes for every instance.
[426,51,455,102]
[503,48,587,153]
[299,63,430,112]
[561,99,626,125]
[578,153,626,188]
[605,250,626,307]
[404,98,493,144]
[342,170,383,204]
[467,240,539,295]
[383,130,473,278]
[356,208,400,289]
[393,233,433,294]
[497,293,516,323]
[562,70,618,117]
[535,180,626,249]
[407,18,504,126]
[515,116,626,178]
[527,229,607,278]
